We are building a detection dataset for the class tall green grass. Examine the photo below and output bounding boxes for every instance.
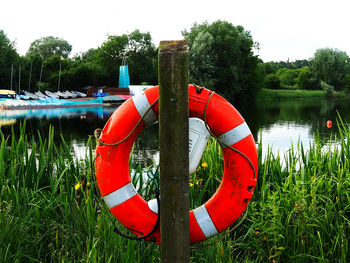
[0,120,349,262]
[235,120,350,262]
[0,123,160,262]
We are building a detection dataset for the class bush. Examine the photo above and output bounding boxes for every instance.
[321,81,334,96]
[264,74,280,89]
[297,66,320,90]
[280,83,298,90]
[276,68,300,86]
[342,74,350,91]
[297,67,310,89]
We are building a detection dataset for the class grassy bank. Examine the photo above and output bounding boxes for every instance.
[257,88,347,100]
[0,122,349,262]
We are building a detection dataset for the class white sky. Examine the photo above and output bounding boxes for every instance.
[1,0,349,62]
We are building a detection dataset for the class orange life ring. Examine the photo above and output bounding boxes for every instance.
[95,84,258,244]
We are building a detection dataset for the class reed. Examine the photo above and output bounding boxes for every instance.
[0,119,349,262]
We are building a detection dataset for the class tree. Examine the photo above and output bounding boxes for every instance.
[94,30,157,86]
[276,68,300,87]
[343,74,350,91]
[26,36,72,60]
[309,48,350,90]
[293,59,309,69]
[263,62,278,75]
[41,55,72,91]
[182,20,263,100]
[19,54,46,92]
[275,59,309,70]
[186,30,216,88]
[264,73,280,89]
[0,30,19,89]
[62,61,106,90]
[126,30,157,85]
[320,81,334,96]
[297,66,320,90]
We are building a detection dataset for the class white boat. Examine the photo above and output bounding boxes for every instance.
[72,91,87,98]
[23,91,39,100]
[34,91,50,99]
[63,91,77,99]
[68,91,79,98]
[17,94,30,100]
[45,90,60,99]
[55,91,69,99]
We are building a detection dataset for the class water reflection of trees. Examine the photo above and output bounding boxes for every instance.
[241,97,349,141]
[2,98,349,161]
[1,105,161,166]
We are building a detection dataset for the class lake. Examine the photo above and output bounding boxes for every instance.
[0,96,349,163]
[241,97,349,157]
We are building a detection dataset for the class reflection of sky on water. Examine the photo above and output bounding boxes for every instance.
[1,97,349,165]
[71,139,92,160]
[0,105,119,160]
[258,121,313,158]
[257,120,346,169]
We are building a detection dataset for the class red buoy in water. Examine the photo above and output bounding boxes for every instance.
[327,120,332,128]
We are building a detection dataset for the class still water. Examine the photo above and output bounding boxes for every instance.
[0,97,349,162]
[241,97,349,157]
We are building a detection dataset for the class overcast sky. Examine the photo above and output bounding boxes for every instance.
[1,0,349,62]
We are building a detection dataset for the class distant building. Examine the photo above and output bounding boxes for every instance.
[103,87,130,95]
[82,86,97,97]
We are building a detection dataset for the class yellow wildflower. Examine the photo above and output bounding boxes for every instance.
[189,182,194,187]
[195,179,203,185]
[201,162,208,168]
[74,182,81,190]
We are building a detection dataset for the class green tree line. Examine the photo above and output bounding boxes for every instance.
[263,49,350,93]
[1,21,350,101]
[0,30,158,93]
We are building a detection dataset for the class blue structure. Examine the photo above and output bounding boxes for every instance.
[118,58,130,88]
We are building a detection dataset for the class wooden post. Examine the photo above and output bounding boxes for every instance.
[158,40,190,262]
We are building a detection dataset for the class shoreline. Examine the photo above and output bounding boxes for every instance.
[256,88,347,100]
[2,102,108,111]
[0,97,123,111]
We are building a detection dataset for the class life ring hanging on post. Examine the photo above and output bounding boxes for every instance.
[95,84,258,244]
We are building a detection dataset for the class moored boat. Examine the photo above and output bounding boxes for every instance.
[45,90,60,99]
[72,91,87,98]
[34,91,50,99]
[0,97,103,109]
[63,91,77,99]
[23,91,39,100]
[0,90,16,99]
[55,91,69,99]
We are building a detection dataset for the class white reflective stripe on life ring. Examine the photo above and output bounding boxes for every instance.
[103,182,138,209]
[132,91,157,125]
[193,205,218,239]
[217,122,251,148]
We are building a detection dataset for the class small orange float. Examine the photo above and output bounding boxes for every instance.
[327,120,332,128]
